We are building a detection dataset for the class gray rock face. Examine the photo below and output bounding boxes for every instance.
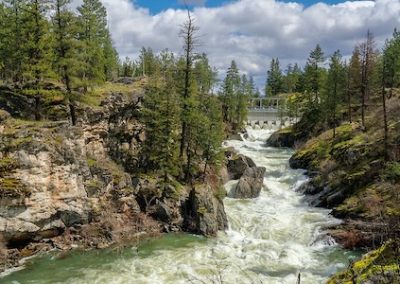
[0,92,145,246]
[184,185,228,236]
[266,129,295,148]
[0,89,229,258]
[227,154,257,179]
[229,167,266,199]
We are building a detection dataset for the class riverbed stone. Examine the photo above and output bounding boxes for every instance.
[229,166,266,199]
[227,154,257,179]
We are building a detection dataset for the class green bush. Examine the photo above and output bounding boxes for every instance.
[383,162,400,182]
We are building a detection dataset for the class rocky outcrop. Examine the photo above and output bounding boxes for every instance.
[184,185,228,236]
[327,241,400,284]
[225,149,266,199]
[0,92,145,248]
[0,87,229,272]
[266,127,295,148]
[229,167,266,198]
[227,153,256,180]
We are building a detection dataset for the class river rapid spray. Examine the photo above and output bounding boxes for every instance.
[1,128,357,284]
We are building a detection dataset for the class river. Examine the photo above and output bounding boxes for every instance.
[1,129,357,284]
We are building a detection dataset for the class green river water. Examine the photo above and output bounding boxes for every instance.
[1,129,359,284]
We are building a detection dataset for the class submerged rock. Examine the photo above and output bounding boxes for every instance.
[229,166,266,199]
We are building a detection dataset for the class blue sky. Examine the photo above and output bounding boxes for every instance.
[135,0,345,14]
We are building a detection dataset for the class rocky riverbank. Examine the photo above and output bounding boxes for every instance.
[266,98,400,283]
[0,82,234,273]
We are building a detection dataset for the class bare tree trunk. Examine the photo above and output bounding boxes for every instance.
[179,10,196,159]
[381,60,389,161]
[346,65,352,123]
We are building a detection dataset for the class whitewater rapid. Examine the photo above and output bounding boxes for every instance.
[2,129,356,284]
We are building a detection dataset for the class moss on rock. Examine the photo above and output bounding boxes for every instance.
[327,242,400,284]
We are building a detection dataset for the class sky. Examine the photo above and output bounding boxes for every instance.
[135,0,345,14]
[73,0,400,89]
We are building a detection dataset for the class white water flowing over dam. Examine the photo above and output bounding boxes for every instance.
[2,129,357,284]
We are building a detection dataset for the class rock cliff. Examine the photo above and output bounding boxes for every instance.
[0,84,228,272]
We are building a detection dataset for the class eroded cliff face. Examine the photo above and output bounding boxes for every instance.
[0,88,228,271]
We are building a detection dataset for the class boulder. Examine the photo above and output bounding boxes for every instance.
[184,185,228,236]
[229,167,266,198]
[227,154,257,179]
[153,201,172,223]
[266,128,295,148]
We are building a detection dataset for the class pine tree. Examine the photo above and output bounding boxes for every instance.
[221,60,240,124]
[197,95,224,177]
[52,0,82,125]
[304,44,325,103]
[141,67,180,180]
[381,29,400,159]
[120,56,136,77]
[102,31,119,81]
[137,47,157,77]
[0,3,8,80]
[266,58,283,96]
[237,74,250,125]
[325,50,345,138]
[179,10,199,162]
[347,46,362,123]
[248,76,256,97]
[25,0,53,84]
[24,0,54,120]
[384,29,400,96]
[283,63,302,93]
[359,30,377,130]
[193,53,217,97]
[2,0,28,83]
[77,0,108,91]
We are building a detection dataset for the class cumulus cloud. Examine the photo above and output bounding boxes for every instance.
[72,0,400,87]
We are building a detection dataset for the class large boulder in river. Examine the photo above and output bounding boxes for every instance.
[266,127,295,148]
[183,185,228,236]
[229,167,266,198]
[227,154,257,179]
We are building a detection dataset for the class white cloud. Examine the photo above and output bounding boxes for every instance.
[72,0,400,87]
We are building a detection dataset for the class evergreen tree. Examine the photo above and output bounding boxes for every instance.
[347,46,362,123]
[197,95,224,177]
[178,10,204,180]
[2,0,28,83]
[52,0,82,125]
[24,0,54,120]
[304,44,325,103]
[77,0,108,91]
[25,0,54,84]
[141,67,180,180]
[325,50,345,138]
[193,53,217,97]
[383,29,400,93]
[248,75,256,97]
[102,31,119,81]
[359,30,377,130]
[137,47,158,77]
[120,57,135,77]
[237,74,250,125]
[283,63,302,93]
[382,29,400,159]
[266,58,283,96]
[0,3,8,80]
[221,60,240,124]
